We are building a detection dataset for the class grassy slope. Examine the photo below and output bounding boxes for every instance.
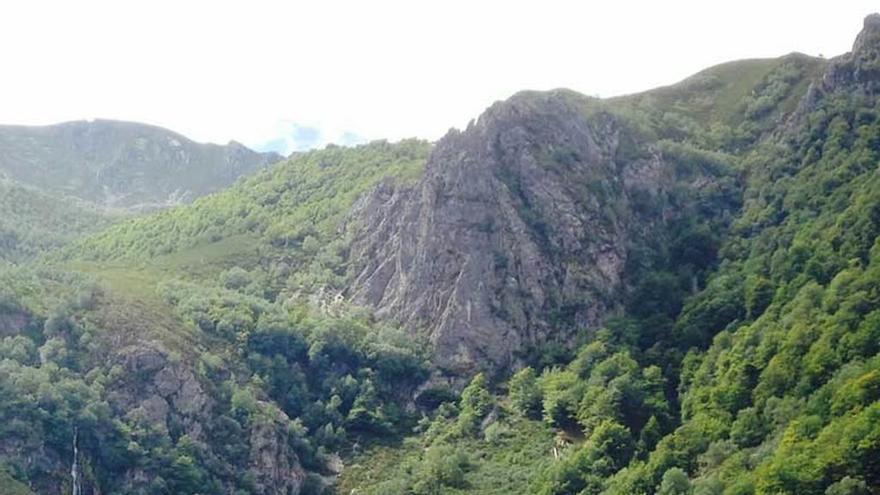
[338,415,556,494]
[0,469,35,495]
[610,54,826,127]
[52,140,433,357]
[26,139,430,355]
[66,139,430,264]
[0,179,118,262]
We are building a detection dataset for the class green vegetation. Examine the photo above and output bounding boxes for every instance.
[1,25,879,495]
[611,54,825,146]
[66,139,429,286]
[338,401,556,494]
[0,140,432,493]
[0,179,117,262]
[0,467,35,495]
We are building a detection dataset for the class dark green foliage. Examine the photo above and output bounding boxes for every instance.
[456,373,493,436]
[602,52,880,495]
[350,34,880,495]
[509,367,542,418]
[534,420,634,495]
[658,467,692,495]
[411,445,470,494]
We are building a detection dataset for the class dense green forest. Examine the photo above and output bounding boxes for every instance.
[1,15,880,495]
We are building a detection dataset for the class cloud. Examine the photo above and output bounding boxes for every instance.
[251,121,368,155]
[338,131,365,147]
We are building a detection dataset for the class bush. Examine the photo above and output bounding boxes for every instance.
[509,367,542,417]
[413,445,470,494]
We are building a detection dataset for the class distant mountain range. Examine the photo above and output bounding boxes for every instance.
[0,119,282,211]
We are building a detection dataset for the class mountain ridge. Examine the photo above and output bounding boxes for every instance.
[1,14,879,495]
[0,118,282,212]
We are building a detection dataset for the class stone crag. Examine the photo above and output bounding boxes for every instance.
[348,90,717,376]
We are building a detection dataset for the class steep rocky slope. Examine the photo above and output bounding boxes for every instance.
[59,54,822,380]
[345,51,821,375]
[347,93,694,374]
[0,119,281,211]
[342,15,880,495]
[0,275,309,495]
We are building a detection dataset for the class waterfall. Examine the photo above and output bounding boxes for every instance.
[71,427,80,495]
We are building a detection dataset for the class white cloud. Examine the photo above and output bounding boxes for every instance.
[0,0,876,149]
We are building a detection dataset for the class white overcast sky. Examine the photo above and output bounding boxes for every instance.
[0,1,877,154]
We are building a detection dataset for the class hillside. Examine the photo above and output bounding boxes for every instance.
[0,13,879,495]
[67,54,822,378]
[0,119,281,211]
[342,15,880,494]
[0,178,116,262]
[1,140,432,494]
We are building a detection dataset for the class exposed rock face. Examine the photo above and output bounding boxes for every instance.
[804,14,880,107]
[0,303,307,495]
[106,344,304,494]
[0,119,281,211]
[248,406,308,494]
[348,90,683,375]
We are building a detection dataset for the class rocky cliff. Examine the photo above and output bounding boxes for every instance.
[0,292,307,495]
[347,90,734,375]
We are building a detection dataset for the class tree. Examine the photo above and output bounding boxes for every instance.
[658,467,691,495]
[412,445,469,494]
[457,373,493,436]
[825,476,869,495]
[590,420,635,470]
[730,407,765,448]
[509,367,541,417]
[221,266,251,290]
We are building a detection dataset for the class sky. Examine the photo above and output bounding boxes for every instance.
[0,1,877,155]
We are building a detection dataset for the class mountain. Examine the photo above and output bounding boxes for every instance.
[0,119,282,263]
[0,119,282,211]
[1,13,880,495]
[343,14,880,494]
[345,89,740,377]
[68,54,822,378]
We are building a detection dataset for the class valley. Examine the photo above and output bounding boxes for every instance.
[1,14,879,495]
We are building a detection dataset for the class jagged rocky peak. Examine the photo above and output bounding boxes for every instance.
[853,13,880,55]
[347,90,697,377]
[819,13,880,94]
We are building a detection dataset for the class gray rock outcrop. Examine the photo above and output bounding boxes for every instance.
[347,90,691,375]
